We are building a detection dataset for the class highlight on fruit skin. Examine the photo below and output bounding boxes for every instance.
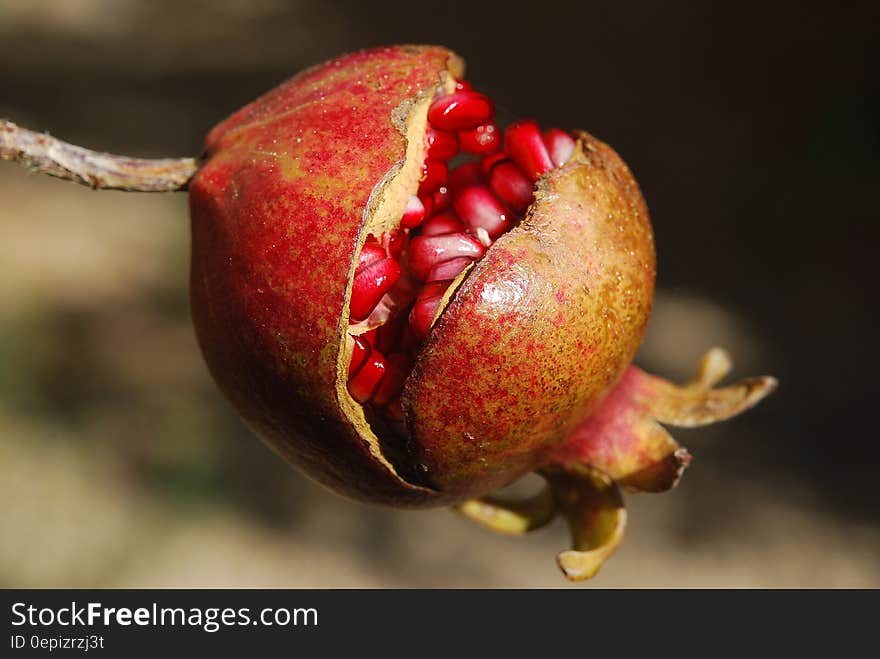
[1,45,777,582]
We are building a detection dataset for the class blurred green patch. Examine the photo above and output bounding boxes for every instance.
[810,95,880,172]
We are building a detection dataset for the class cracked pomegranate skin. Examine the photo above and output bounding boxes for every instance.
[407,138,654,496]
[188,45,655,506]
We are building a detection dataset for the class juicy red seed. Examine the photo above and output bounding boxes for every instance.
[375,316,404,353]
[348,334,371,376]
[358,242,387,270]
[447,161,484,197]
[384,230,407,261]
[409,282,451,339]
[459,123,501,155]
[505,120,554,181]
[350,258,402,322]
[407,233,486,281]
[425,127,459,160]
[418,192,434,218]
[398,316,421,353]
[401,195,426,229]
[489,160,534,213]
[454,79,472,91]
[454,185,512,241]
[361,328,377,347]
[372,352,413,406]
[348,350,388,403]
[427,256,473,282]
[480,151,509,178]
[435,186,452,211]
[422,186,451,218]
[418,158,448,195]
[421,210,467,236]
[427,91,495,132]
[543,128,576,167]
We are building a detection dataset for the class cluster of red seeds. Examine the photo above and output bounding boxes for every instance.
[346,80,576,417]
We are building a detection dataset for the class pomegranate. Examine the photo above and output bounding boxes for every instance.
[1,45,776,581]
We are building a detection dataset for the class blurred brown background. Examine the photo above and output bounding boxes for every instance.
[1,0,878,587]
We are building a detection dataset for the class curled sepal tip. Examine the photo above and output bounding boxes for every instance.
[553,348,777,493]
[455,348,776,582]
[542,463,626,581]
[455,465,625,582]
[640,348,778,428]
[455,486,556,535]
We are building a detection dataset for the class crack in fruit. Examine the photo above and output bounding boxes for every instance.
[345,80,577,418]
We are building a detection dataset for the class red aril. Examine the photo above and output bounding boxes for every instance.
[459,123,500,155]
[505,120,554,181]
[427,91,494,131]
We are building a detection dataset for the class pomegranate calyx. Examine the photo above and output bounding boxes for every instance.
[455,463,625,582]
[456,348,777,581]
[553,347,778,493]
[543,464,627,582]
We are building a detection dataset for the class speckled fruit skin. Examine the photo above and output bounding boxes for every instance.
[405,134,654,496]
[188,45,654,507]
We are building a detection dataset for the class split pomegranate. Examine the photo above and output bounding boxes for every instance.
[181,45,776,581]
[344,82,579,424]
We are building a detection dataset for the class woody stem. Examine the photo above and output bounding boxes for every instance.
[0,119,199,192]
